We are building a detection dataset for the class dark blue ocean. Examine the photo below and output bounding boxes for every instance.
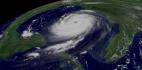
[0,5,141,70]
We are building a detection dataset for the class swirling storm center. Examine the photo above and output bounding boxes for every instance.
[46,10,98,53]
[49,10,96,38]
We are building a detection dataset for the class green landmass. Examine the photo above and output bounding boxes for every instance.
[59,53,84,70]
[0,0,142,64]
[79,0,142,62]
[63,0,142,62]
[0,1,62,59]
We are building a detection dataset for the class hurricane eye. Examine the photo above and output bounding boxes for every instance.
[0,0,142,70]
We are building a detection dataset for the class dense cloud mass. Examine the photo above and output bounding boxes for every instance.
[0,0,142,69]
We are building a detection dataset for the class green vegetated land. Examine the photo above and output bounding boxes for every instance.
[0,1,62,59]
[0,0,142,63]
[80,0,142,62]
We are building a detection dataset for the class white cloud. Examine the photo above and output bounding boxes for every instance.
[0,34,3,39]
[80,50,87,54]
[21,30,33,38]
[49,10,96,39]
[27,52,40,58]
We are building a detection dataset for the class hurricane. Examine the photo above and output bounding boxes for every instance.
[0,0,142,70]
